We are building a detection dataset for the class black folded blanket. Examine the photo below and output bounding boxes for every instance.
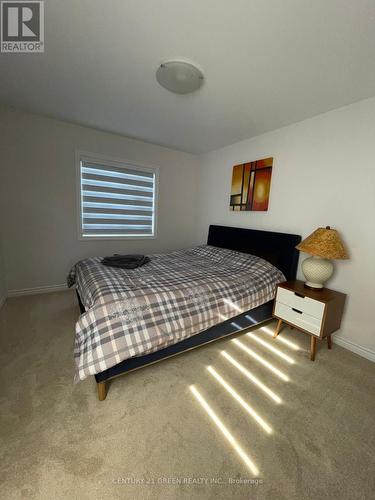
[101,254,150,269]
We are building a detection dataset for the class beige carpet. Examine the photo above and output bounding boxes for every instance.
[1,290,374,500]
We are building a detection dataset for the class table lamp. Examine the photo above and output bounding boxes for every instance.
[296,226,349,290]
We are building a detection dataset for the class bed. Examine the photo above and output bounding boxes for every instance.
[69,225,301,400]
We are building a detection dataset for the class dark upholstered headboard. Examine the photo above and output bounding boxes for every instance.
[207,225,301,281]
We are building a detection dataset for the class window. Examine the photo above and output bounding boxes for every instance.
[77,152,158,239]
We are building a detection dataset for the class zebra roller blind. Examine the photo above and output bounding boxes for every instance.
[78,156,157,238]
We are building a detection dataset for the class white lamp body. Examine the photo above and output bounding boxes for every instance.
[301,256,334,289]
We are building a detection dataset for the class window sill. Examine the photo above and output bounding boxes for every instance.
[78,234,157,241]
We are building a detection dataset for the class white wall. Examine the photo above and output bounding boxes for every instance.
[1,99,374,359]
[195,97,375,358]
[0,105,198,291]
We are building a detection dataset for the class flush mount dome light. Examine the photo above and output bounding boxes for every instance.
[156,60,204,94]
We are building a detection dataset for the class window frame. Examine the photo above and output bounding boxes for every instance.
[76,150,159,241]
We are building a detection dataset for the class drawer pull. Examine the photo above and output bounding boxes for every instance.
[294,292,305,298]
[292,308,303,314]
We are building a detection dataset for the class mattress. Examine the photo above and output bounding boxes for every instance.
[68,245,285,382]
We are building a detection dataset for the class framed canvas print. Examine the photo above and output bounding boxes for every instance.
[230,157,273,211]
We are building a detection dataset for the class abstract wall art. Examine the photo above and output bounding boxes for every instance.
[229,157,273,211]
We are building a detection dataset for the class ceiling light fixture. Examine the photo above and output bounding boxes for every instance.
[156,60,204,94]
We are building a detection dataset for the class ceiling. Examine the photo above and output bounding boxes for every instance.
[1,0,375,154]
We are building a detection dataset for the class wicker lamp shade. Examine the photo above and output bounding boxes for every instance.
[296,227,349,260]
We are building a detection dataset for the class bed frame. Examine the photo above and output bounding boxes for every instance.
[76,225,301,400]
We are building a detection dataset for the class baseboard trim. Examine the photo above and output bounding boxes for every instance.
[7,283,68,297]
[333,336,375,363]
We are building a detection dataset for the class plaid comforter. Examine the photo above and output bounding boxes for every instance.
[68,245,285,382]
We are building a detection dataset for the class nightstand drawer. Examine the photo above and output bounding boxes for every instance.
[274,301,321,336]
[276,286,325,320]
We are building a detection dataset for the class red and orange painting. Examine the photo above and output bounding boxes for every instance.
[230,157,273,211]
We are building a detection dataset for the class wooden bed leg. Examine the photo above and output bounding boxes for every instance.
[97,381,107,401]
[274,319,283,338]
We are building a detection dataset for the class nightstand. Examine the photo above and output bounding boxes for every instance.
[272,280,346,360]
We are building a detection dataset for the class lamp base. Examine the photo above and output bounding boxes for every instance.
[301,256,333,290]
[304,282,324,291]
